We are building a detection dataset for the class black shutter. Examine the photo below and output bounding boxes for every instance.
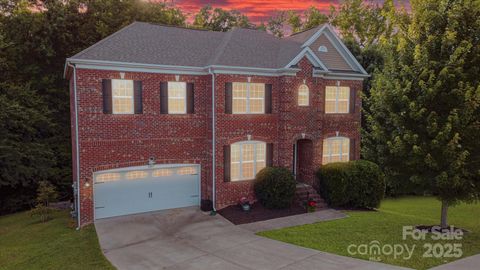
[350,138,356,160]
[187,83,194,114]
[102,79,112,114]
[266,143,273,167]
[160,82,168,114]
[225,82,232,114]
[134,81,143,114]
[350,88,356,113]
[265,84,272,114]
[224,145,231,182]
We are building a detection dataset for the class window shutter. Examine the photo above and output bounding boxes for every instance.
[266,143,273,167]
[265,84,272,114]
[350,88,356,113]
[187,83,194,114]
[160,82,168,114]
[102,79,112,114]
[225,82,232,114]
[224,145,231,182]
[134,81,143,114]
[350,138,356,160]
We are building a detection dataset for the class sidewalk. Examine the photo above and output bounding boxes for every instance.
[238,208,347,233]
[429,254,480,270]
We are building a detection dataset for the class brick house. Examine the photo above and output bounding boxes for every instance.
[64,22,368,227]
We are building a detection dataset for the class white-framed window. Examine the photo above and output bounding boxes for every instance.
[152,169,173,177]
[322,137,350,164]
[177,166,197,175]
[325,85,350,113]
[112,79,134,114]
[95,173,121,183]
[126,171,148,180]
[298,84,309,106]
[232,82,265,114]
[168,82,187,114]
[231,141,266,181]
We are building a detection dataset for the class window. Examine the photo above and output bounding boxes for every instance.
[322,137,350,164]
[168,82,187,114]
[298,84,309,106]
[325,86,350,113]
[177,166,197,175]
[126,171,148,180]
[112,79,134,114]
[318,45,328,52]
[232,82,265,114]
[95,173,121,183]
[152,169,173,177]
[231,141,266,181]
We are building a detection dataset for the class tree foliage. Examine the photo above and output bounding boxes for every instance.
[193,5,254,31]
[0,0,186,214]
[365,0,480,226]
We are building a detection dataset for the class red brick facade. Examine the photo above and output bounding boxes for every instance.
[70,57,362,226]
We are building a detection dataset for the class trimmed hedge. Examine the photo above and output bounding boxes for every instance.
[254,167,296,209]
[316,160,385,209]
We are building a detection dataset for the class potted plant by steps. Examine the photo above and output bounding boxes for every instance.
[239,197,251,212]
[307,199,317,213]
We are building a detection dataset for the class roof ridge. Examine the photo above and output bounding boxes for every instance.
[286,24,326,37]
[144,22,212,32]
[71,22,140,59]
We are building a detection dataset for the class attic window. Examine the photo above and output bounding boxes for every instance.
[318,46,328,52]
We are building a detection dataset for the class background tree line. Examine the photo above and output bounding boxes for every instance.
[1,0,478,226]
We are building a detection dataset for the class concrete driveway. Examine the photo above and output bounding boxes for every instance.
[95,207,409,270]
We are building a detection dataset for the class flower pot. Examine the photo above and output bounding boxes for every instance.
[241,204,250,212]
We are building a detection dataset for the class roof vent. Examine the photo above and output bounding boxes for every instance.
[318,45,328,52]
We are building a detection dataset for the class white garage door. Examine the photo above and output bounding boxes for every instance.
[94,164,200,219]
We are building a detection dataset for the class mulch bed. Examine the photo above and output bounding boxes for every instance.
[218,202,306,225]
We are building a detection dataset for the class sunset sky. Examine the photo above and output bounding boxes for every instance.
[170,0,407,23]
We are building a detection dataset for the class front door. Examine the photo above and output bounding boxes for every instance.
[294,139,314,184]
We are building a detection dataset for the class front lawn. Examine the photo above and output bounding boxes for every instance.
[0,210,114,270]
[258,196,480,270]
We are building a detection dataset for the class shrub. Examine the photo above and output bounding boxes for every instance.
[316,160,385,209]
[254,167,296,209]
[30,181,58,222]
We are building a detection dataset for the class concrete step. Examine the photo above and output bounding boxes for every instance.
[294,183,327,211]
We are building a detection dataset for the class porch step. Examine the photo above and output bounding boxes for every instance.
[295,183,327,210]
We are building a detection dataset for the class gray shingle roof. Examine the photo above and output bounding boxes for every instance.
[69,22,358,72]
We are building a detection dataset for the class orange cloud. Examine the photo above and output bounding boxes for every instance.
[173,0,340,23]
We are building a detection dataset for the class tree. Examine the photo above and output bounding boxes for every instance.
[257,21,267,32]
[193,5,253,31]
[329,0,397,48]
[302,6,328,30]
[30,180,59,222]
[285,7,328,34]
[0,0,186,214]
[366,0,480,227]
[267,11,286,37]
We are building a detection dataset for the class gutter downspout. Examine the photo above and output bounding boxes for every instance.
[209,67,217,214]
[68,62,81,230]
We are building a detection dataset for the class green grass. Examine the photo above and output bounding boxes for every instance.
[258,197,480,270]
[0,210,114,270]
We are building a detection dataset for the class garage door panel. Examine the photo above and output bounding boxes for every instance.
[94,165,200,219]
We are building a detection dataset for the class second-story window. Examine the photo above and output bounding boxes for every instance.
[325,86,350,113]
[232,82,265,114]
[298,84,309,106]
[112,79,134,114]
[167,82,187,114]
